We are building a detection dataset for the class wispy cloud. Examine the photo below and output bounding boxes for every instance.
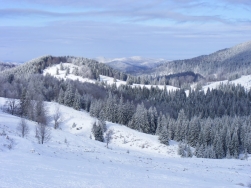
[0,6,245,25]
[0,0,250,61]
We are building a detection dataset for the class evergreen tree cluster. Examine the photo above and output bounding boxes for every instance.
[172,112,251,159]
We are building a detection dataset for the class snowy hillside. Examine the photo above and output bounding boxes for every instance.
[150,40,251,80]
[43,63,179,91]
[95,56,167,74]
[43,63,96,84]
[1,97,251,188]
[202,74,251,92]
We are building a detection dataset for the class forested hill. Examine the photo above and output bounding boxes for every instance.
[0,62,17,72]
[1,55,129,81]
[148,40,251,81]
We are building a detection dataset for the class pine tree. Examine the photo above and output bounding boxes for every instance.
[156,113,163,136]
[58,88,65,104]
[19,89,28,117]
[225,128,232,156]
[197,144,205,158]
[105,92,115,122]
[92,122,104,142]
[117,95,126,125]
[158,127,169,146]
[64,84,74,107]
[178,142,186,157]
[214,132,224,159]
[187,116,200,147]
[73,89,81,110]
[232,129,239,159]
[226,148,231,159]
[187,145,193,157]
[175,109,189,141]
[148,107,158,134]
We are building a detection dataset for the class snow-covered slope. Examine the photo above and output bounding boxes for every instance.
[150,40,251,79]
[0,97,251,188]
[202,74,251,92]
[43,63,96,84]
[95,56,167,74]
[43,63,179,92]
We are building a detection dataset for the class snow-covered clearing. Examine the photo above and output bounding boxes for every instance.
[203,75,251,92]
[0,97,250,188]
[43,63,96,84]
[43,63,179,92]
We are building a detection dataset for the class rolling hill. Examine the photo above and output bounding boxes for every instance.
[147,40,251,81]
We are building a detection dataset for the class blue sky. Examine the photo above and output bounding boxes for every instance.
[0,0,250,62]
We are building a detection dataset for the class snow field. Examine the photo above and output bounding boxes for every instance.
[203,75,251,92]
[0,97,251,187]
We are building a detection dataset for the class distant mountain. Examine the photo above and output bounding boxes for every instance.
[95,56,167,74]
[148,40,251,81]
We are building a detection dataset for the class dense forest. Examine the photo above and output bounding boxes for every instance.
[0,56,250,159]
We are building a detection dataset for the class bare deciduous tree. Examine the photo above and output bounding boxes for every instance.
[35,99,47,125]
[5,98,19,115]
[17,118,29,138]
[34,99,50,144]
[105,129,113,148]
[36,124,51,144]
[53,105,62,129]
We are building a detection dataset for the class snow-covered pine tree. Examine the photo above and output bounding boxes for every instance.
[175,109,189,141]
[58,88,65,104]
[117,95,126,125]
[187,145,193,157]
[214,132,224,159]
[232,129,239,159]
[148,107,158,134]
[187,116,200,147]
[73,89,81,110]
[158,127,169,146]
[92,121,104,142]
[64,84,74,107]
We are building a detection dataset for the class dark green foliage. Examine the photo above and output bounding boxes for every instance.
[92,121,104,142]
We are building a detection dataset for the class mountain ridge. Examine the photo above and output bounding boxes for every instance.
[95,56,167,74]
[144,40,251,81]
